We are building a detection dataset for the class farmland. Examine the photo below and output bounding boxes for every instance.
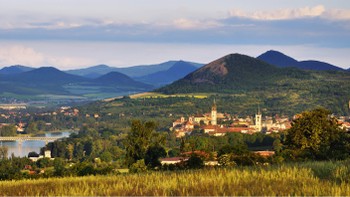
[1,160,349,196]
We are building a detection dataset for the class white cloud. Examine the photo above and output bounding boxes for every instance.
[172,18,222,30]
[0,45,45,66]
[229,5,326,20]
[0,45,96,69]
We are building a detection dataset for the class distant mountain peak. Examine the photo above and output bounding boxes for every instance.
[0,65,34,75]
[96,71,153,89]
[258,50,343,71]
[90,64,111,69]
[257,50,298,67]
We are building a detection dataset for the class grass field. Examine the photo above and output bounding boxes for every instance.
[1,161,349,196]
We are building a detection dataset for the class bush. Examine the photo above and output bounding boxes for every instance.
[186,155,204,169]
[129,159,147,173]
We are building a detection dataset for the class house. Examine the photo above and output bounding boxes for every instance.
[254,151,275,157]
[160,157,187,165]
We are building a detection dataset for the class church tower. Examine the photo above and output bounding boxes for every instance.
[255,106,262,132]
[211,99,217,125]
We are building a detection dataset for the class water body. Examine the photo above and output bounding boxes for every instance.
[0,131,74,157]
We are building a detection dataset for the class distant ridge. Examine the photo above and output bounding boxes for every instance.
[0,67,154,97]
[135,61,198,87]
[0,65,34,75]
[257,50,343,71]
[66,65,117,79]
[16,67,87,84]
[95,72,153,89]
[66,61,203,78]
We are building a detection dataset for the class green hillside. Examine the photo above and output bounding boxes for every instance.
[157,54,350,115]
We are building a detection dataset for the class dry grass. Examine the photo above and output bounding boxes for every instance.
[0,163,350,196]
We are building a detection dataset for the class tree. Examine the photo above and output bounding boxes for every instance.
[283,108,348,160]
[0,146,8,159]
[0,125,16,136]
[100,151,113,162]
[53,158,66,177]
[37,157,52,168]
[66,144,74,161]
[145,145,166,169]
[124,120,157,166]
[26,122,38,134]
[273,139,283,153]
[218,144,248,157]
[129,159,147,173]
[186,154,204,169]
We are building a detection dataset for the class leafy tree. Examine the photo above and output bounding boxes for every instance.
[100,151,113,162]
[145,145,166,169]
[0,146,8,159]
[186,155,204,169]
[283,108,348,160]
[273,139,283,153]
[124,120,157,166]
[66,144,74,161]
[129,159,147,173]
[26,122,38,134]
[218,144,249,157]
[36,157,52,168]
[0,125,16,136]
[53,158,66,177]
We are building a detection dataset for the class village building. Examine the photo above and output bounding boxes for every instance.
[171,100,292,137]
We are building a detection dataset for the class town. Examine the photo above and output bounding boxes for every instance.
[171,100,350,137]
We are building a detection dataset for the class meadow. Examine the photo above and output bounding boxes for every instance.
[0,160,349,196]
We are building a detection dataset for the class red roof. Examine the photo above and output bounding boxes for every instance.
[254,151,275,157]
[160,157,186,162]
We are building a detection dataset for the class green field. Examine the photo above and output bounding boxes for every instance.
[1,160,349,196]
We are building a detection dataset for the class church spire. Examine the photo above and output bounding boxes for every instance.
[211,98,217,125]
[212,98,217,111]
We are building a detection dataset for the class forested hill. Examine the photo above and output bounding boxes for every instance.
[156,53,311,93]
[156,53,350,115]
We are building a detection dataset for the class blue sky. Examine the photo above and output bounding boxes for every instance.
[0,0,349,69]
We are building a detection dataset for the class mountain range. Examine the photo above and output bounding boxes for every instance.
[66,61,203,78]
[0,67,152,100]
[1,50,349,111]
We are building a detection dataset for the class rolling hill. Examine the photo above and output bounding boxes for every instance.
[135,61,198,87]
[0,65,34,75]
[257,50,343,71]
[157,53,350,115]
[66,65,119,79]
[14,67,88,84]
[95,72,153,89]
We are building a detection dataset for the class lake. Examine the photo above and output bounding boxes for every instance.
[0,131,74,157]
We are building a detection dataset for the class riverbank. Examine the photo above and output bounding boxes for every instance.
[1,131,75,157]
